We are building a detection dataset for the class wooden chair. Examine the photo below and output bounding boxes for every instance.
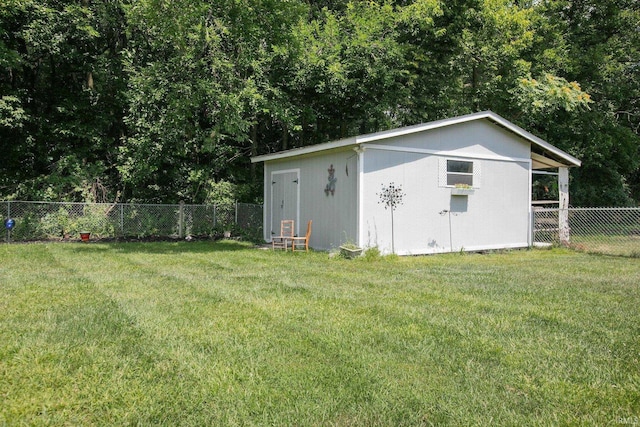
[292,220,312,252]
[272,219,294,250]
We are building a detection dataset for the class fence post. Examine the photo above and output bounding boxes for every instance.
[120,204,124,236]
[178,201,185,238]
[235,201,238,226]
[529,210,534,247]
[5,201,9,243]
[559,167,570,246]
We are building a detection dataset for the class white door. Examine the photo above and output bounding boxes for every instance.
[270,170,299,238]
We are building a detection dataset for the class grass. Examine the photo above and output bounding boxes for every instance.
[569,234,640,257]
[1,241,639,426]
[534,230,640,257]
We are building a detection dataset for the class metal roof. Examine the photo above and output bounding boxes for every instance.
[251,110,581,168]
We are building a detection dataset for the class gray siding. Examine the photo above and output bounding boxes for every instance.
[262,118,534,254]
[360,121,531,255]
[264,149,358,250]
[367,120,530,161]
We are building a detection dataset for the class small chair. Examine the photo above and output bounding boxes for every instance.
[272,219,294,250]
[292,220,312,252]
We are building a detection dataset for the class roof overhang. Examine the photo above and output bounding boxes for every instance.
[251,136,357,163]
[531,152,570,169]
[251,110,581,168]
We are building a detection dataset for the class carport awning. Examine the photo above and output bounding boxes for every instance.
[531,152,569,169]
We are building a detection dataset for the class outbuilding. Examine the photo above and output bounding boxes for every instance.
[251,111,580,255]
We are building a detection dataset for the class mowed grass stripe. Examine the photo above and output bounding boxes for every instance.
[0,245,273,425]
[59,244,411,423]
[1,242,639,425]
[44,243,388,424]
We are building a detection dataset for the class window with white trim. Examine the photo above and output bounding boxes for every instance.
[447,160,473,186]
[439,158,481,188]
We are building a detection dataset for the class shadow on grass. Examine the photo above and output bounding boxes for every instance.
[66,239,258,255]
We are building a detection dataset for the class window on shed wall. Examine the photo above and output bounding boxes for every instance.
[447,160,473,186]
[438,158,481,188]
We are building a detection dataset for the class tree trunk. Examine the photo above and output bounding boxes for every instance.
[87,71,94,90]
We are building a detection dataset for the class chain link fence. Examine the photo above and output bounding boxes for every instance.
[5,202,638,255]
[2,201,262,243]
[533,207,640,257]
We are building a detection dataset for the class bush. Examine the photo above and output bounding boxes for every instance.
[362,246,381,261]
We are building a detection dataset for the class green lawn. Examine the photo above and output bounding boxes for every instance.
[1,242,639,426]
[569,234,640,257]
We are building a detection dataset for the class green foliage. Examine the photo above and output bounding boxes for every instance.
[9,205,116,240]
[289,1,410,141]
[0,96,26,128]
[38,207,72,238]
[0,0,126,202]
[123,206,178,238]
[529,0,640,206]
[202,180,236,228]
[204,180,236,211]
[1,0,638,206]
[362,245,381,261]
[219,222,264,244]
[515,74,592,115]
[9,212,47,241]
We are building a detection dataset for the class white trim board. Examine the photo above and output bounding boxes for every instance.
[361,143,531,164]
[262,165,268,242]
[356,148,365,248]
[394,242,530,256]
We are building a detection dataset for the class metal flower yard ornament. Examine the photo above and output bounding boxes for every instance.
[377,182,405,254]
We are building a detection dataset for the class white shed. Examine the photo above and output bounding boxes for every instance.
[251,111,580,255]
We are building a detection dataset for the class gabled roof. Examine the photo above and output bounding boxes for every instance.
[251,110,581,168]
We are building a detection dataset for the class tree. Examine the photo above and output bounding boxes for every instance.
[529,0,640,206]
[119,0,306,202]
[0,0,127,201]
[1,0,637,206]
[285,1,421,146]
